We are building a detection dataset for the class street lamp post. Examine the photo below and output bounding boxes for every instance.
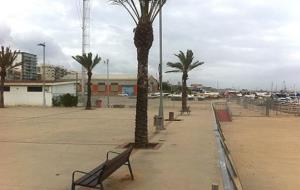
[158,0,165,130]
[76,72,79,98]
[38,42,46,107]
[105,59,110,108]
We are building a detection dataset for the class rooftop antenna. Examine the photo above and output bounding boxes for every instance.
[81,0,90,98]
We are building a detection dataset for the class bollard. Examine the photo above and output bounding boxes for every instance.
[211,184,219,190]
[96,99,102,108]
[169,112,174,121]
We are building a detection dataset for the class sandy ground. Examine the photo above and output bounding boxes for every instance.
[0,99,222,190]
[223,103,300,190]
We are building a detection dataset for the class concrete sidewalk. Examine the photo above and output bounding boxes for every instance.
[113,103,223,190]
[0,100,222,190]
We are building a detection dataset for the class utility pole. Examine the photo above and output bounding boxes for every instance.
[81,0,90,103]
[76,72,79,97]
[37,42,46,107]
[105,59,110,108]
[158,0,165,130]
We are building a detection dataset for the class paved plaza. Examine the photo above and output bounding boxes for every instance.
[0,100,223,190]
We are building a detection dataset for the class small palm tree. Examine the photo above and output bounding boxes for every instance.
[111,0,167,147]
[0,46,20,108]
[72,53,101,110]
[166,50,204,111]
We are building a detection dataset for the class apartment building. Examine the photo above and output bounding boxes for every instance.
[37,65,68,81]
[7,52,37,80]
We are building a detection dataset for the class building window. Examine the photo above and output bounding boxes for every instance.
[2,86,10,92]
[111,83,119,92]
[27,86,42,92]
[98,83,106,92]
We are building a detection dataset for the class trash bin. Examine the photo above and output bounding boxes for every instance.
[169,112,174,121]
[96,99,102,108]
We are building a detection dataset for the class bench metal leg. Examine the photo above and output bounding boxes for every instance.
[127,160,134,180]
[100,183,104,190]
[71,183,75,190]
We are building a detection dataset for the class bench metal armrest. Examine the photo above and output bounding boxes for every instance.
[72,170,89,182]
[106,151,121,160]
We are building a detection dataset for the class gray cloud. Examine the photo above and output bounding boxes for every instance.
[0,24,12,44]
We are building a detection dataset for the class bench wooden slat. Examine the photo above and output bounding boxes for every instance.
[100,148,132,181]
[74,163,105,186]
[72,146,134,190]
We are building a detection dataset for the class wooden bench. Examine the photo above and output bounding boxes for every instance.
[71,146,134,190]
[180,106,191,115]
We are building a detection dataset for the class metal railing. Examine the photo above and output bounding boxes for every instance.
[228,96,300,116]
[212,103,243,190]
[213,102,232,121]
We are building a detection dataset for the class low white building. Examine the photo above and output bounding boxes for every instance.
[3,81,77,106]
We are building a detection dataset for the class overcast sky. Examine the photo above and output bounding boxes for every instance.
[0,0,300,90]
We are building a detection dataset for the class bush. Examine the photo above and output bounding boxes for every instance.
[52,96,61,107]
[52,93,78,107]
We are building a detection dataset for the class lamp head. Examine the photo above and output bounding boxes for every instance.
[37,43,45,47]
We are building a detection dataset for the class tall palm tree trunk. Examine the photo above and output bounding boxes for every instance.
[182,73,188,111]
[0,73,5,108]
[86,71,92,110]
[134,22,153,147]
[135,47,149,147]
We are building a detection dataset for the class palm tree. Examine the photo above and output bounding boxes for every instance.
[166,50,204,111]
[72,53,101,110]
[111,0,166,147]
[0,46,20,108]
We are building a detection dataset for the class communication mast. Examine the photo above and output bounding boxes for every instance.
[81,0,90,97]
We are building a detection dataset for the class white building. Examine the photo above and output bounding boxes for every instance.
[3,81,77,106]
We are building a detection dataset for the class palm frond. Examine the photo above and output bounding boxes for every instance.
[188,61,204,71]
[165,70,181,73]
[110,0,139,25]
[174,51,186,67]
[72,53,102,72]
[166,62,183,71]
[125,0,140,19]
[167,49,204,76]
[72,55,89,70]
[111,0,167,24]
[185,49,194,67]
[91,55,101,70]
[150,0,167,23]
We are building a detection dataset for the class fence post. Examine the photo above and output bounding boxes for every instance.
[212,184,219,190]
[266,98,270,117]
